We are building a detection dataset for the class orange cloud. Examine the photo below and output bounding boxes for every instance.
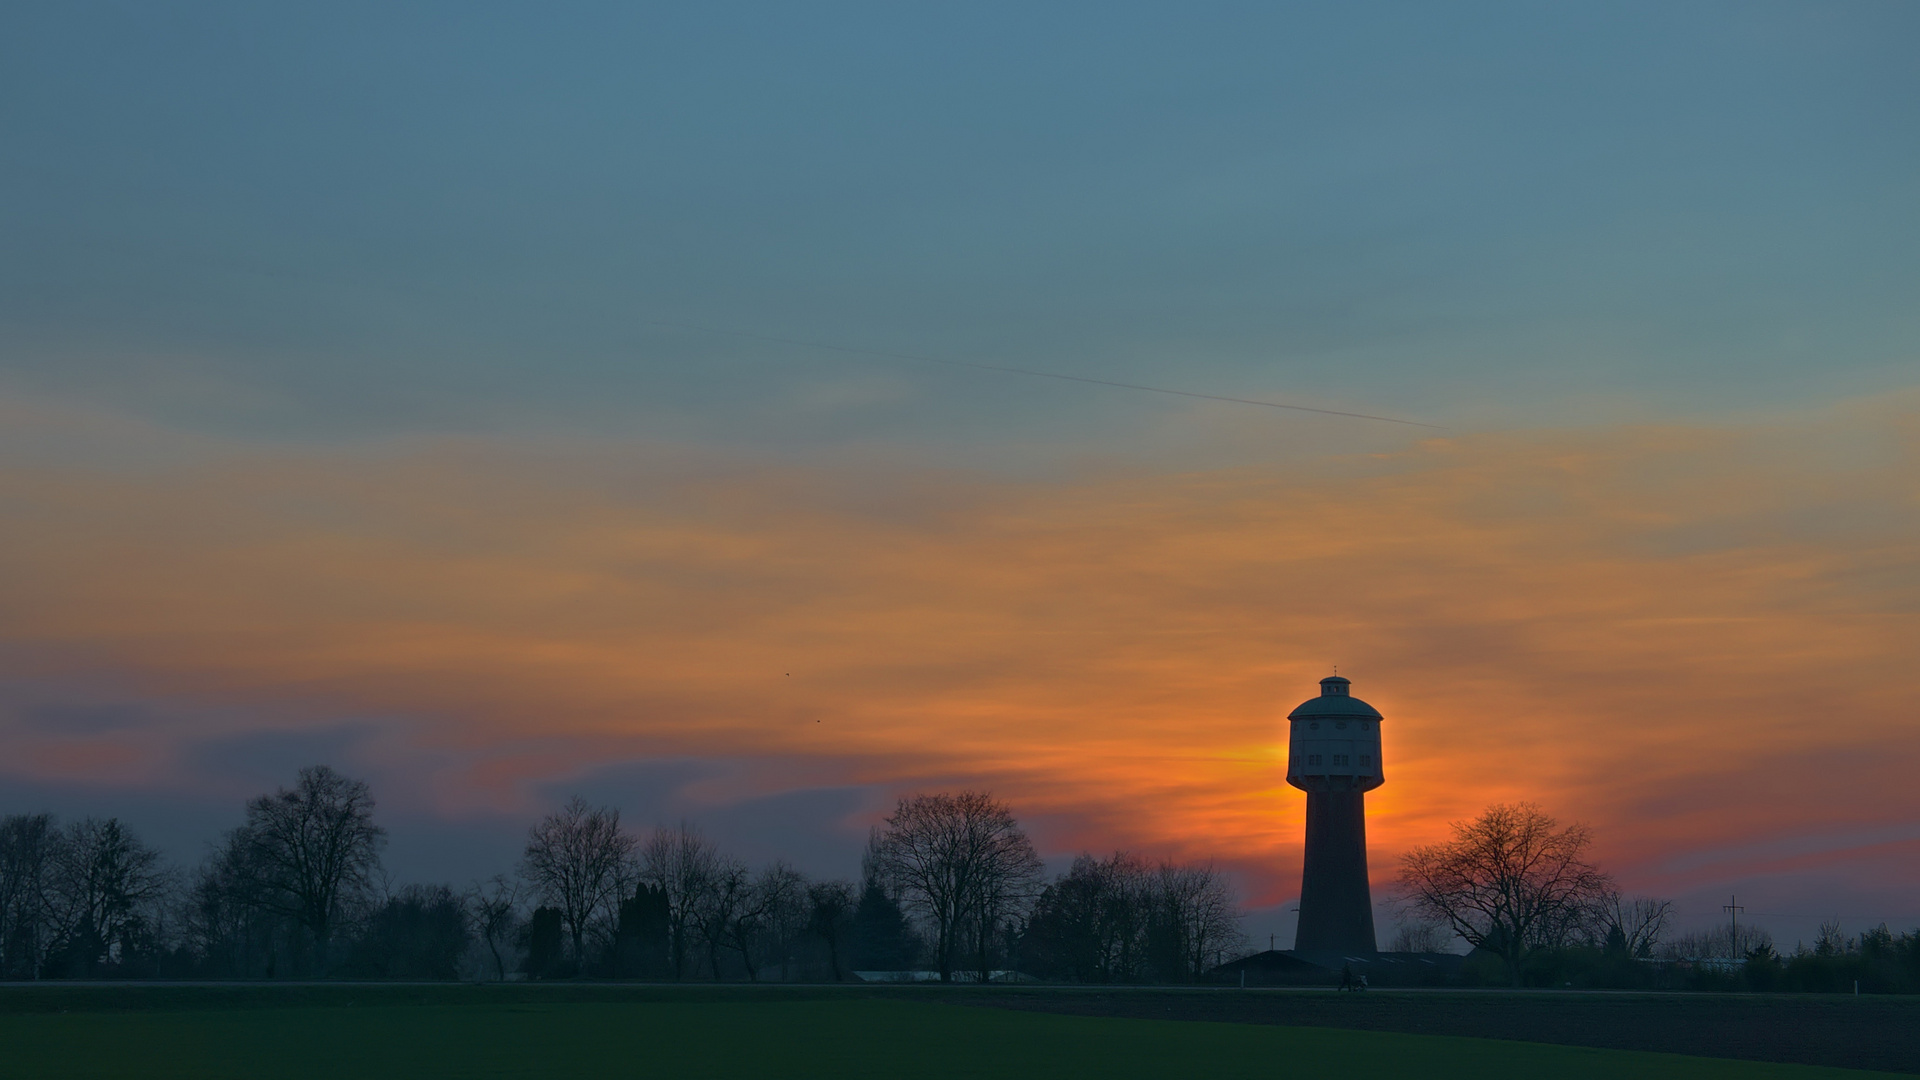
[2,393,1916,903]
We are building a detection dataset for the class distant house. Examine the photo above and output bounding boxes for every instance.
[1209,950,1325,986]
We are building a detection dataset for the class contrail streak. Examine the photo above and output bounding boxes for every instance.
[637,320,1444,430]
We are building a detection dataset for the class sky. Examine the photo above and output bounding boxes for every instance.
[3,1,1918,949]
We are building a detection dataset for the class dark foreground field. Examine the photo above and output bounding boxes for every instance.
[0,986,1912,1080]
[963,986,1920,1075]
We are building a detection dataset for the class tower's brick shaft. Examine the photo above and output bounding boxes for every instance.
[1295,790,1376,953]
[1285,675,1383,955]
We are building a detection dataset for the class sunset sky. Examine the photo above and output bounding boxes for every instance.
[3,2,1918,947]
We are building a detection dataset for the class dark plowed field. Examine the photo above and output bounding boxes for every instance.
[957,989,1920,1074]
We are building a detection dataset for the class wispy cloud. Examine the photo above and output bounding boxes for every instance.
[2,392,1916,903]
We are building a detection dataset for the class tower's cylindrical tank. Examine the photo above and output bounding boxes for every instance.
[1286,675,1384,956]
[1286,675,1384,794]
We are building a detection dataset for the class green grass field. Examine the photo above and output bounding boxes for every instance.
[0,993,1902,1080]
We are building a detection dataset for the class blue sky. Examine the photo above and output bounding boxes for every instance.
[4,1,1915,459]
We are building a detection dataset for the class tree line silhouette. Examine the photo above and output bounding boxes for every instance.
[0,766,1242,982]
[7,772,1917,991]
[1393,802,1920,992]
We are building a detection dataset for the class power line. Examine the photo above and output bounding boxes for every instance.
[635,319,1446,430]
[1677,909,1920,922]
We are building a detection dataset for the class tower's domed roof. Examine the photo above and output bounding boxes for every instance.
[1286,675,1383,720]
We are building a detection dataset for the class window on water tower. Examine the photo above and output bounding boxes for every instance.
[1307,754,1322,765]
[1333,755,1349,766]
[1361,755,1372,765]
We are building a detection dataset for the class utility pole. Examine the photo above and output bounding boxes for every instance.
[1723,895,1745,958]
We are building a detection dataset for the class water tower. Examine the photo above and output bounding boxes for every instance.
[1286,675,1382,955]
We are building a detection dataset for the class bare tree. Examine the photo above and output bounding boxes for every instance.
[1398,802,1611,984]
[185,826,282,977]
[242,765,386,974]
[1596,891,1672,958]
[767,868,813,978]
[1024,853,1242,983]
[1387,919,1454,954]
[639,822,721,980]
[1025,852,1150,982]
[730,862,808,981]
[521,797,636,969]
[1814,919,1850,956]
[1023,858,1105,981]
[0,813,59,979]
[694,855,750,980]
[1152,860,1243,980]
[354,883,470,979]
[46,817,169,974]
[1096,853,1153,982]
[467,874,522,981]
[1662,924,1773,962]
[967,845,1039,984]
[806,880,858,981]
[871,791,1040,982]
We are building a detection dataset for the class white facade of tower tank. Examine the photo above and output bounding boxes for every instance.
[1285,675,1384,793]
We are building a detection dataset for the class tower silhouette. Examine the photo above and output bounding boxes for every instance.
[1286,675,1382,955]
